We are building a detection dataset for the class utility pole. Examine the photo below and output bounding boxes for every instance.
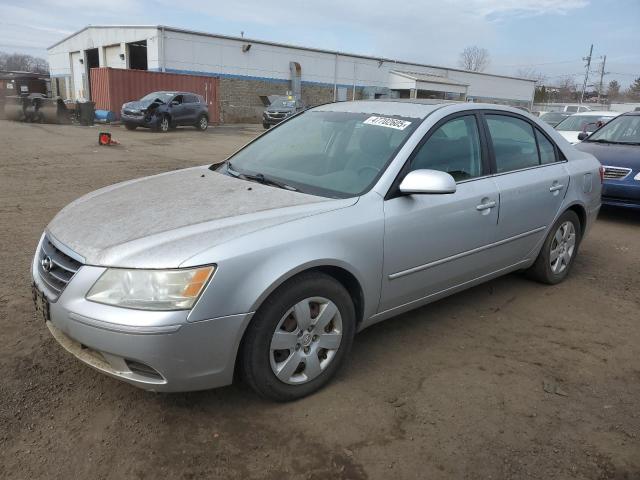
[597,55,608,105]
[580,44,593,104]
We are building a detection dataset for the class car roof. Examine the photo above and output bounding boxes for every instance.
[312,99,531,119]
[568,110,619,116]
[152,91,198,95]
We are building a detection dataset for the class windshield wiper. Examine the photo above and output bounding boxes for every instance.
[586,139,640,145]
[226,162,299,192]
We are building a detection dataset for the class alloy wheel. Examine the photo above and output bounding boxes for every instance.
[549,221,576,274]
[269,297,343,385]
[160,117,169,132]
[199,116,208,130]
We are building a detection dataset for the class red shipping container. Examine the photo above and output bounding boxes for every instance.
[90,67,220,123]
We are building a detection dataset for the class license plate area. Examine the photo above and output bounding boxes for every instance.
[32,283,51,322]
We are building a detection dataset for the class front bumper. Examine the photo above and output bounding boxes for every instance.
[262,113,290,126]
[120,112,157,128]
[602,180,640,210]
[32,246,253,392]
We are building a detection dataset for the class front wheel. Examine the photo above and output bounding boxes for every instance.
[528,210,581,285]
[124,123,137,131]
[263,122,270,129]
[156,115,170,133]
[240,272,355,401]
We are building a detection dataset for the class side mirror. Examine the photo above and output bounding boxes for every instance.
[399,169,456,195]
[577,132,589,141]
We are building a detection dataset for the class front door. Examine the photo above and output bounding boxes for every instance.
[169,95,186,124]
[380,113,500,312]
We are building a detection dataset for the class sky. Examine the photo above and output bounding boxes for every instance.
[0,0,638,88]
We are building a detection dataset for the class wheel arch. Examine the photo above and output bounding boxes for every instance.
[249,262,367,328]
[565,202,587,236]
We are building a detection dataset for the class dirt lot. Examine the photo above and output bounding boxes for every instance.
[0,119,638,480]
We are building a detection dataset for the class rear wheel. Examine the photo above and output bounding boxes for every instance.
[241,272,355,401]
[528,210,581,284]
[196,114,208,131]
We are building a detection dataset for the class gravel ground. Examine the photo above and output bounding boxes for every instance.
[0,119,638,480]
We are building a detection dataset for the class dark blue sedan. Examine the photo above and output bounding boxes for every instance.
[575,112,640,210]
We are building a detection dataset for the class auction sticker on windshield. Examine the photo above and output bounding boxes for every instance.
[363,116,412,130]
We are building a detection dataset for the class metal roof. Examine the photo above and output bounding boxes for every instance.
[390,70,469,86]
[48,25,537,83]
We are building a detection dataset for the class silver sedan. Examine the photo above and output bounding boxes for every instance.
[32,100,602,401]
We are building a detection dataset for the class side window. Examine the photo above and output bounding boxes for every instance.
[172,95,183,104]
[185,94,198,104]
[486,115,539,173]
[536,130,557,164]
[410,115,482,181]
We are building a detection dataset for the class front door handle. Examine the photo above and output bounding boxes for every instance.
[476,200,496,211]
[549,183,564,192]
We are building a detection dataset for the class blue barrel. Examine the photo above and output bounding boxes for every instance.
[94,109,115,123]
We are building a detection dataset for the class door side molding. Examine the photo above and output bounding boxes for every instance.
[388,225,546,280]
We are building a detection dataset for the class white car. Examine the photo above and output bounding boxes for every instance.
[555,111,621,144]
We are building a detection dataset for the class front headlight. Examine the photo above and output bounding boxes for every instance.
[86,266,215,310]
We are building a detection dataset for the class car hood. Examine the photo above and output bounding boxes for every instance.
[575,142,640,170]
[122,100,156,111]
[558,131,581,144]
[47,167,354,268]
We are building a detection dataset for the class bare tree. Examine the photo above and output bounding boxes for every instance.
[555,76,578,102]
[0,51,49,73]
[458,46,490,72]
[607,80,620,101]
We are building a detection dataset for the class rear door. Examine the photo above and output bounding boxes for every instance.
[380,113,501,312]
[482,112,570,266]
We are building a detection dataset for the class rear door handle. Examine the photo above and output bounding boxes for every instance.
[549,183,564,192]
[476,200,496,211]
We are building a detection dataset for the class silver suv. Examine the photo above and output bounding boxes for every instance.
[32,100,601,401]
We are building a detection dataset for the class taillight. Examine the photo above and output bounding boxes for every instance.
[599,165,605,183]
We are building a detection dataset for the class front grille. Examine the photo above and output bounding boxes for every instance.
[37,236,83,298]
[603,166,632,180]
[267,111,287,119]
[123,109,143,117]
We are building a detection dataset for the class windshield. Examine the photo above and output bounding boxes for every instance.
[586,115,640,144]
[139,92,175,104]
[218,110,420,198]
[270,98,296,108]
[555,114,614,132]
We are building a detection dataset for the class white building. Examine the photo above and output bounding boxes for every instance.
[48,25,536,122]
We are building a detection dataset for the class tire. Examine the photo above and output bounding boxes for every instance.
[263,123,270,129]
[156,115,170,133]
[124,123,137,131]
[196,114,208,131]
[240,272,356,401]
[528,210,581,285]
